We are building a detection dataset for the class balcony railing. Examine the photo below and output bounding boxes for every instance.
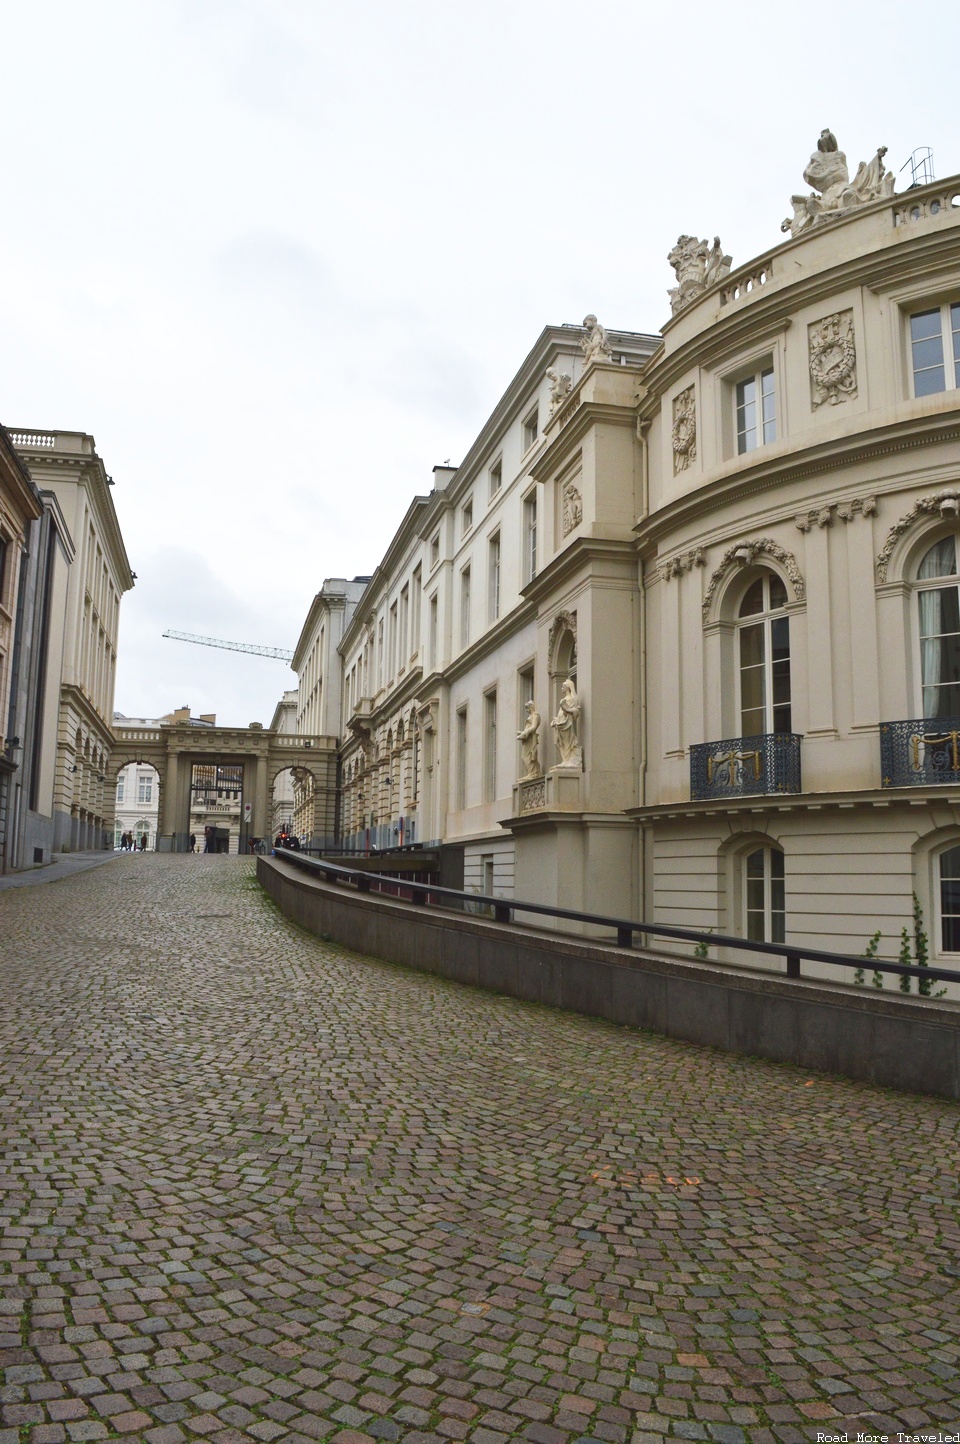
[880,717,960,787]
[690,732,802,801]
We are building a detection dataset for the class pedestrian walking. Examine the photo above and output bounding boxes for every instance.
[189,833,196,853]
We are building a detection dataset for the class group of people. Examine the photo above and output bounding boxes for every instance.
[118,832,147,852]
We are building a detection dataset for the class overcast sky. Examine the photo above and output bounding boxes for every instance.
[2,0,957,727]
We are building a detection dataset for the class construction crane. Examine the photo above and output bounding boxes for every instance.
[162,630,294,663]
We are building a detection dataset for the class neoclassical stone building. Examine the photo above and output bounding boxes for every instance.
[11,430,134,852]
[297,135,960,988]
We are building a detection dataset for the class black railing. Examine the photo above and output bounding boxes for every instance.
[880,716,960,787]
[268,849,960,991]
[690,732,801,801]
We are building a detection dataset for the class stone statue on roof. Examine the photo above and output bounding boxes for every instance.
[781,128,896,238]
[581,315,613,366]
[667,235,732,316]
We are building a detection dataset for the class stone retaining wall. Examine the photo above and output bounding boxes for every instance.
[258,855,960,1099]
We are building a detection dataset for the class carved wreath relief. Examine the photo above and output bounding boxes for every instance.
[561,480,583,536]
[672,385,697,473]
[809,310,857,409]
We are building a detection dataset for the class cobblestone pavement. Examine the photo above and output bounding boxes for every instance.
[1,856,959,1444]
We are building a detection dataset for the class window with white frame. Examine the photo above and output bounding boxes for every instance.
[523,491,538,583]
[456,706,468,809]
[459,566,471,649]
[909,302,960,397]
[116,775,125,803]
[461,497,473,536]
[430,533,440,569]
[939,844,960,950]
[488,532,501,622]
[915,535,960,718]
[137,773,153,804]
[744,845,785,943]
[735,365,776,453]
[428,593,438,670]
[737,573,791,735]
[483,689,497,801]
[489,458,502,499]
[522,407,539,451]
[411,567,422,655]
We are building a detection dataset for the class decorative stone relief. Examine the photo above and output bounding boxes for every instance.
[701,540,805,620]
[781,129,895,238]
[550,679,582,769]
[546,367,573,413]
[796,495,877,531]
[837,495,878,523]
[517,701,542,780]
[876,490,960,582]
[519,776,546,813]
[659,547,706,582]
[809,310,857,408]
[561,480,583,536]
[580,315,613,366]
[672,385,697,472]
[667,236,732,315]
[414,698,438,734]
[548,610,577,666]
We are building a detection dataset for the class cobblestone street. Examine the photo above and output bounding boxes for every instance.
[1,855,959,1444]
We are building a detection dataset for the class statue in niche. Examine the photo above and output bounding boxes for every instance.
[517,701,542,780]
[667,235,732,315]
[781,128,896,238]
[550,678,582,769]
[546,366,573,412]
[580,314,613,366]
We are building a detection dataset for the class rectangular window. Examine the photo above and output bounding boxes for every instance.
[484,689,497,801]
[460,566,471,649]
[377,618,384,688]
[461,498,473,536]
[745,847,785,944]
[428,594,438,670]
[910,302,960,396]
[523,492,538,582]
[399,585,409,667]
[0,535,7,609]
[137,775,153,804]
[116,777,125,803]
[919,583,960,717]
[489,459,502,499]
[736,366,776,453]
[523,407,539,451]
[456,706,468,809]
[411,566,422,654]
[389,601,398,680]
[940,844,960,951]
[482,854,495,898]
[430,533,440,569]
[488,532,501,622]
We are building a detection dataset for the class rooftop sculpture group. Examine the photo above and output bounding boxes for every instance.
[782,128,896,238]
[667,236,732,316]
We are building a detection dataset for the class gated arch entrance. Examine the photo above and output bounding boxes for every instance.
[108,721,336,852]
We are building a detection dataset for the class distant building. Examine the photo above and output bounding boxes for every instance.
[113,707,217,850]
[268,690,298,837]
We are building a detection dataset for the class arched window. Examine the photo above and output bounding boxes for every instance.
[744,845,785,943]
[916,536,960,719]
[938,844,960,951]
[737,572,791,735]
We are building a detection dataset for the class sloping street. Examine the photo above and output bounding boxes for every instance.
[0,855,958,1444]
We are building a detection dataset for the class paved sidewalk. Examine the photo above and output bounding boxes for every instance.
[0,855,958,1444]
[0,851,119,890]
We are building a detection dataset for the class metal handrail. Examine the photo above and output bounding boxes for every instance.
[269,850,960,989]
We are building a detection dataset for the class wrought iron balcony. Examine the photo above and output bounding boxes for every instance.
[880,717,960,787]
[689,732,802,801]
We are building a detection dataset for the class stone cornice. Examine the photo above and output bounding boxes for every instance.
[628,782,960,822]
[442,598,537,685]
[62,683,115,744]
[635,408,960,553]
[15,434,134,590]
[531,398,639,480]
[521,534,637,608]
